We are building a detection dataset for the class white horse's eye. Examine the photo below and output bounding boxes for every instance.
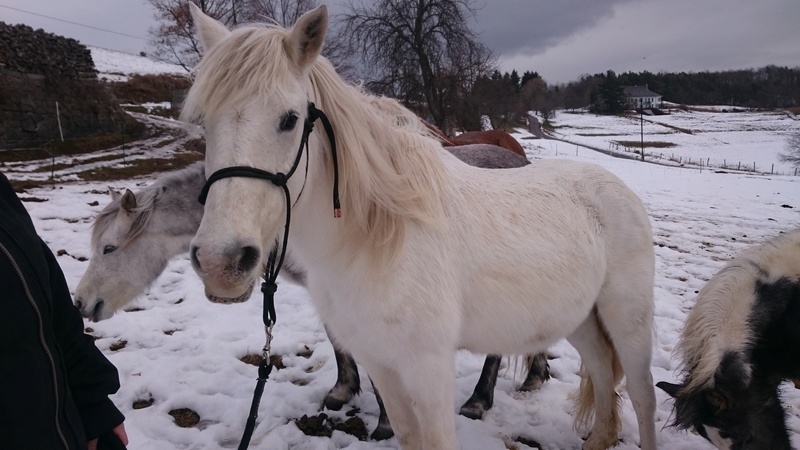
[279,112,298,132]
[103,245,117,255]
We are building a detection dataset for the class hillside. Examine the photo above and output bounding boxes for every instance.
[90,46,188,82]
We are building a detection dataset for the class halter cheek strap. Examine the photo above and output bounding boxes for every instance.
[195,102,339,450]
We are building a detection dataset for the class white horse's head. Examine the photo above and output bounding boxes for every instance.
[75,163,206,320]
[185,4,328,301]
[75,188,185,320]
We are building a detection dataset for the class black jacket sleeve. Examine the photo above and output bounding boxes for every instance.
[46,239,125,440]
[0,171,124,442]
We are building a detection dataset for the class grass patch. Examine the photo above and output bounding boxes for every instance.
[0,127,145,164]
[153,137,179,149]
[8,152,203,192]
[74,152,203,182]
[7,178,53,193]
[614,140,677,148]
[111,73,190,104]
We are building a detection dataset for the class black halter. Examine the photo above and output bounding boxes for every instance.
[197,102,340,449]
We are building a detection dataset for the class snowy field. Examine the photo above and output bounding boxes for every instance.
[90,46,188,82]
[9,128,798,450]
[9,48,800,449]
[546,107,800,176]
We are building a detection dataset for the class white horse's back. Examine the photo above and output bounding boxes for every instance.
[428,155,654,354]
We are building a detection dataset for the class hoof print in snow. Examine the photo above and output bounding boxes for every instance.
[132,397,155,410]
[169,408,200,428]
[296,345,313,358]
[513,436,543,449]
[295,413,368,441]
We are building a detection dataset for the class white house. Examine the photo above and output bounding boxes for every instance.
[623,85,662,110]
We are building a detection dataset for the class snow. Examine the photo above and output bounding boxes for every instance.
[8,47,800,449]
[90,46,188,82]
[546,108,800,176]
[9,122,798,449]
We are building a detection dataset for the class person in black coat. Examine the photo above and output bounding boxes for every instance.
[0,171,128,449]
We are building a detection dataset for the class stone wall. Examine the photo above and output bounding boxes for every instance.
[0,22,137,150]
[0,22,96,79]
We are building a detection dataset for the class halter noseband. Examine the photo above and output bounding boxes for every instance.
[196,102,340,450]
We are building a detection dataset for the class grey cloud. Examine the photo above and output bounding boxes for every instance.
[471,0,638,58]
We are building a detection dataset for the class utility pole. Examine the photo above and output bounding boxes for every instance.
[640,108,645,161]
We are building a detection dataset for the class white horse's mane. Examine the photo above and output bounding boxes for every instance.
[676,229,800,392]
[92,162,204,249]
[182,24,450,257]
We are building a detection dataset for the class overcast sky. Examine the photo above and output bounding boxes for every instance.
[2,0,799,84]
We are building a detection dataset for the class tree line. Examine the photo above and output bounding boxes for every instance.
[147,0,800,132]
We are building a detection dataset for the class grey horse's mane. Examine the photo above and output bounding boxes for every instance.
[91,162,205,249]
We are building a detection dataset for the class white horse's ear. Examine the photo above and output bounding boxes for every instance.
[121,189,137,212]
[108,186,120,201]
[285,4,328,70]
[189,2,231,52]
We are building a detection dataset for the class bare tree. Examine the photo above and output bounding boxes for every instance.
[147,0,244,70]
[340,0,494,128]
[245,0,317,25]
[779,131,800,169]
[147,0,354,74]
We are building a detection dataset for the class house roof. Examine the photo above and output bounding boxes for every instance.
[623,85,661,98]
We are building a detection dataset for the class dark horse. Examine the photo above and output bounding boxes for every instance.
[658,228,800,450]
[446,130,527,159]
[423,122,528,159]
[75,145,549,440]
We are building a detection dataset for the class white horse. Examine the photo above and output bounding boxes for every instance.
[184,5,657,450]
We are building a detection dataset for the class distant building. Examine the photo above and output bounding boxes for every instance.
[623,85,662,110]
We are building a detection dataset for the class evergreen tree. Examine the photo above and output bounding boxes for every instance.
[600,70,626,114]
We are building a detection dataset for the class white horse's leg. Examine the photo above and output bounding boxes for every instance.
[365,363,421,449]
[367,353,458,450]
[596,292,657,450]
[398,355,458,450]
[567,314,620,450]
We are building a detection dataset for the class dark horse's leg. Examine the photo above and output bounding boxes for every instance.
[322,326,394,440]
[519,352,551,392]
[322,326,361,411]
[459,352,550,420]
[368,377,394,440]
[459,355,502,419]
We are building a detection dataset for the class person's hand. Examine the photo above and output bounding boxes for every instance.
[87,422,128,449]
[111,423,129,446]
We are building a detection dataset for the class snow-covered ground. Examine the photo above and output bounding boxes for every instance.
[8,124,798,449]
[90,46,188,82]
[9,47,800,449]
[546,108,800,176]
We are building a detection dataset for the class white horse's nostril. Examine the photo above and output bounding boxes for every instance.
[238,246,260,274]
[190,245,203,271]
[90,300,105,322]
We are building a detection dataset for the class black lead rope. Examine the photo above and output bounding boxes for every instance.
[196,102,339,449]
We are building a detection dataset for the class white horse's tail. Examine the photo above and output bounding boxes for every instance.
[572,313,624,432]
